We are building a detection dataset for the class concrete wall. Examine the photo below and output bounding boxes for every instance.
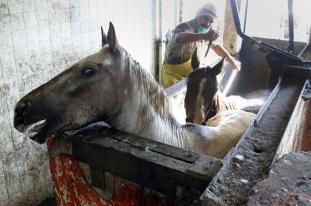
[0,0,154,205]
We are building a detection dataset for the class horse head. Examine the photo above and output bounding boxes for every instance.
[185,51,224,125]
[14,22,130,143]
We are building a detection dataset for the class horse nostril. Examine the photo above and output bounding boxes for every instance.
[15,100,31,117]
[14,101,32,131]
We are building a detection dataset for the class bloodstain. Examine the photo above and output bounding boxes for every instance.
[50,154,165,206]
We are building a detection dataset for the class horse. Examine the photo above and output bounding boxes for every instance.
[185,50,269,125]
[184,49,224,125]
[13,22,256,159]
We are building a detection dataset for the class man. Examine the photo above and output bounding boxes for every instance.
[161,3,240,88]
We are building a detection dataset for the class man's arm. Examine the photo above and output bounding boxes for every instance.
[175,30,219,44]
[211,43,241,70]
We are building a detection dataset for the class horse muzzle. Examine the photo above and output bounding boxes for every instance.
[14,100,50,144]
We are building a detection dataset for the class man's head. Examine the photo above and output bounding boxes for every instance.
[195,3,217,28]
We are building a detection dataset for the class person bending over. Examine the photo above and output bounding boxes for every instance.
[161,3,240,88]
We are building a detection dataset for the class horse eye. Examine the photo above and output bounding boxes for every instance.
[81,66,96,77]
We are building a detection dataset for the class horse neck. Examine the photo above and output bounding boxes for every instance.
[111,57,208,149]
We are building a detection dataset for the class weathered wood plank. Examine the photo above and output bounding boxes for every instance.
[274,80,310,160]
[301,100,311,151]
[297,41,311,151]
[72,127,222,199]
[201,77,305,206]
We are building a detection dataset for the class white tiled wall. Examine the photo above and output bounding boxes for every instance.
[0,0,154,205]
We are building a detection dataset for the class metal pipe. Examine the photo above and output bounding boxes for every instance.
[179,0,183,24]
[287,0,294,53]
[243,0,249,33]
[229,0,244,38]
[156,0,162,83]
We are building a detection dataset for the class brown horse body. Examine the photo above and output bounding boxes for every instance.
[185,52,268,125]
[13,23,256,158]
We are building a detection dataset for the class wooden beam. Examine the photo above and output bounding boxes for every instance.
[201,77,305,206]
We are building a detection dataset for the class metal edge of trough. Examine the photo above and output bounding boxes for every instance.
[200,76,305,206]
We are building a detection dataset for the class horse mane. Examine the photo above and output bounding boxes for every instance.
[124,50,172,119]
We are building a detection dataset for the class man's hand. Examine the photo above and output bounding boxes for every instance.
[227,57,241,71]
[203,29,219,41]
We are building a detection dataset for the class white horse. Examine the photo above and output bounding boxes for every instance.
[13,23,255,158]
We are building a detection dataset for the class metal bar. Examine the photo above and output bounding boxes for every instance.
[154,0,162,83]
[287,0,294,53]
[243,0,248,33]
[229,0,244,38]
[179,0,183,24]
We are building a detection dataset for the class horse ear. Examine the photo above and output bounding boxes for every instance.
[101,26,108,47]
[107,22,119,53]
[212,57,225,75]
[191,48,200,70]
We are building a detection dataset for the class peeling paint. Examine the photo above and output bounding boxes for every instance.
[50,155,108,206]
